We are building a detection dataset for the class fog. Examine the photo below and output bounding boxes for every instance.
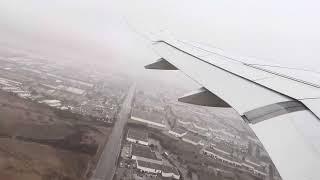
[1,2,320,177]
[1,0,320,78]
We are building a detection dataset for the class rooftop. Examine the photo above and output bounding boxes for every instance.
[187,126,208,136]
[127,129,148,142]
[131,144,160,161]
[211,143,233,154]
[162,165,179,175]
[245,156,264,170]
[136,160,162,170]
[169,127,187,135]
[204,147,242,163]
[64,86,85,95]
[131,108,164,125]
[182,134,202,143]
[193,121,208,130]
[177,118,192,124]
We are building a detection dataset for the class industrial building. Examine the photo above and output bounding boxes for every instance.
[126,129,149,146]
[130,144,162,164]
[161,165,180,179]
[243,157,267,177]
[136,160,162,174]
[210,144,233,156]
[130,109,166,129]
[193,122,208,131]
[177,119,191,126]
[38,99,62,107]
[169,127,187,138]
[203,147,267,177]
[135,160,180,179]
[203,147,242,167]
[182,134,202,146]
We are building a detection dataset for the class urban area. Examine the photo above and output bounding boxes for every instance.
[0,47,281,180]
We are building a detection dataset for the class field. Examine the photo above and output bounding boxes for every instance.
[0,91,112,180]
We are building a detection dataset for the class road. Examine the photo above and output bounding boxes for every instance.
[90,84,136,180]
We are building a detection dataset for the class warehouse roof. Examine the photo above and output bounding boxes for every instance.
[204,146,241,164]
[131,144,160,161]
[127,129,148,142]
[162,165,179,175]
[136,160,162,170]
[169,127,187,135]
[131,108,164,125]
[182,134,202,143]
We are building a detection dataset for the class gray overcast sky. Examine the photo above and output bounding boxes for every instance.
[0,0,320,72]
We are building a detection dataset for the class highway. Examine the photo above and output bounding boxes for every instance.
[90,84,136,180]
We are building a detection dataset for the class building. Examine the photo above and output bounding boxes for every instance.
[242,163,267,177]
[245,156,261,167]
[169,127,187,138]
[136,161,180,179]
[136,160,162,174]
[203,147,242,167]
[130,144,162,164]
[130,109,166,129]
[243,156,267,177]
[0,77,22,86]
[182,134,202,146]
[162,165,180,179]
[64,86,85,95]
[126,129,149,145]
[177,119,192,126]
[38,99,61,107]
[187,126,209,137]
[193,122,208,131]
[121,144,131,158]
[210,144,233,156]
[242,163,255,172]
[203,144,266,177]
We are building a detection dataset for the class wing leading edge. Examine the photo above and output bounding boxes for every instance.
[145,39,320,180]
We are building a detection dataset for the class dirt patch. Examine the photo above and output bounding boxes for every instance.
[0,91,113,180]
[0,139,90,180]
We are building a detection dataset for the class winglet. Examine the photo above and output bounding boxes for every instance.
[144,58,178,70]
[178,87,230,107]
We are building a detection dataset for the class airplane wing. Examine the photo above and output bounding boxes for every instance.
[145,37,320,180]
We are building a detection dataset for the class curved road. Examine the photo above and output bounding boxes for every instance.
[91,84,136,180]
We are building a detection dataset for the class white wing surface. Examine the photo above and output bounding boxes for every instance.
[145,38,320,180]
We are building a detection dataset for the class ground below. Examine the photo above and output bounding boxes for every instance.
[0,91,112,180]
